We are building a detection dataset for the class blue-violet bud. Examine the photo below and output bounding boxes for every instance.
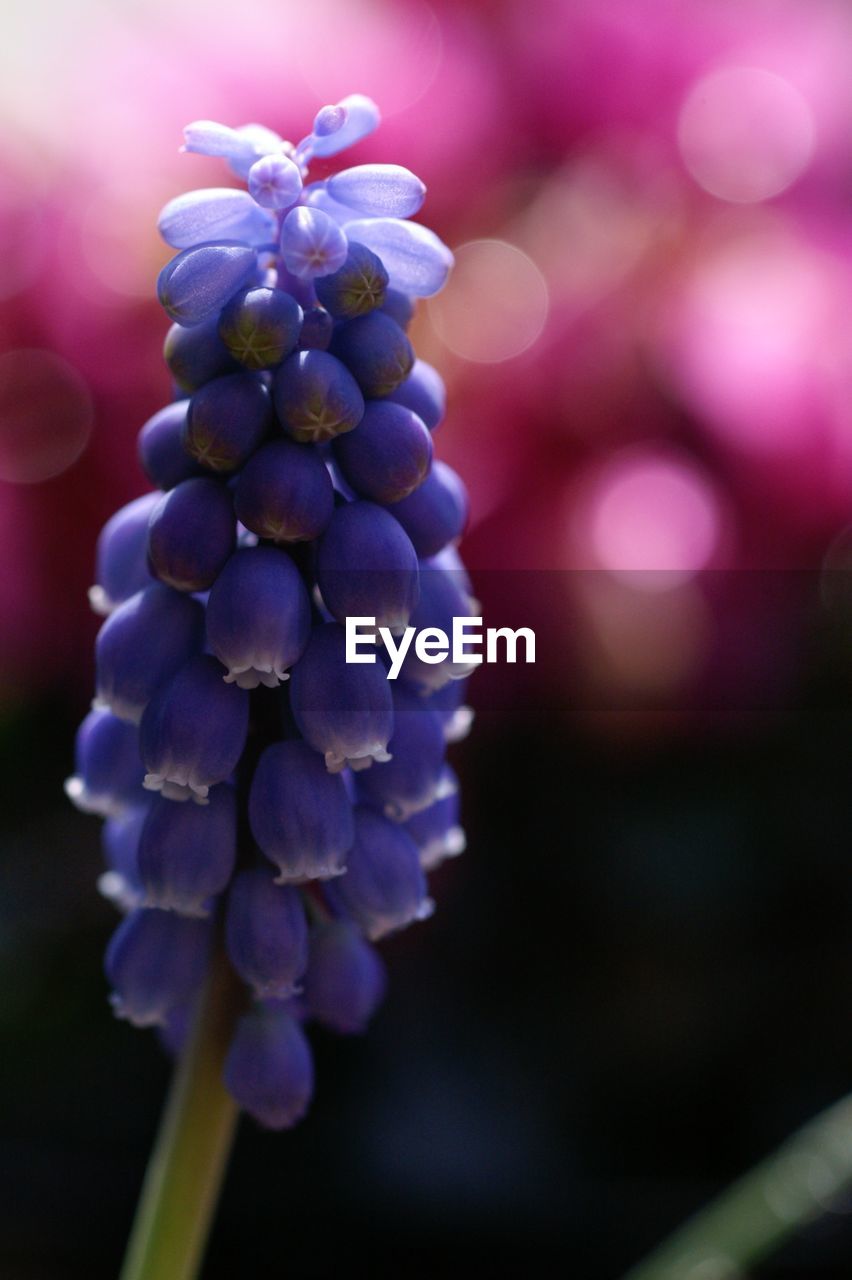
[324,806,432,940]
[105,907,212,1027]
[234,439,334,543]
[333,400,432,504]
[317,500,420,634]
[304,921,387,1033]
[223,1006,314,1129]
[138,785,237,916]
[225,867,309,999]
[89,493,158,616]
[147,477,236,592]
[206,546,311,688]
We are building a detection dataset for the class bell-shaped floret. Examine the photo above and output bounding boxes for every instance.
[99,805,148,912]
[355,686,447,821]
[225,867,308,1000]
[314,243,388,319]
[403,770,465,871]
[206,546,311,688]
[140,654,249,802]
[317,501,419,634]
[324,807,432,940]
[330,311,413,398]
[290,623,393,773]
[303,920,386,1033]
[223,1005,314,1129]
[138,402,203,491]
[385,459,468,557]
[105,907,212,1027]
[157,242,258,326]
[273,349,364,444]
[218,286,303,370]
[138,784,237,916]
[163,317,239,393]
[147,477,235,592]
[386,358,446,430]
[249,739,354,883]
[95,584,204,724]
[184,373,273,472]
[396,561,478,692]
[89,493,158,616]
[66,708,145,817]
[234,439,334,544]
[333,400,432,504]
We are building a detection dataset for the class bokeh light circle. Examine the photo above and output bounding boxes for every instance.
[0,350,94,483]
[585,452,722,591]
[678,66,815,203]
[428,239,549,363]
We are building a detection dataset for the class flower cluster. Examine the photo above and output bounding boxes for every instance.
[67,95,474,1130]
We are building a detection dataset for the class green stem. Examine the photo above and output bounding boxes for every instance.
[119,947,242,1280]
[623,1091,852,1280]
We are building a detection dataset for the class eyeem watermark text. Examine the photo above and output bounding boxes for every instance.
[345,616,536,679]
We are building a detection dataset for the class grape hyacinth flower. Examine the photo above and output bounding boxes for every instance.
[68,93,475,1277]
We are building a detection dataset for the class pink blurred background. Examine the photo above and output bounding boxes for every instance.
[3,0,852,719]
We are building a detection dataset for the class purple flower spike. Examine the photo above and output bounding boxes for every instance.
[138,402,203,492]
[386,358,446,431]
[140,654,249,803]
[138,785,237,917]
[66,708,146,818]
[105,907,212,1028]
[330,311,413,398]
[234,439,334,544]
[147,477,235,592]
[206,546,311,689]
[273,349,364,444]
[249,740,354,883]
[280,207,348,281]
[224,1006,314,1130]
[304,921,386,1034]
[317,501,420,634]
[225,867,309,1000]
[95,584,204,725]
[157,242,258,327]
[184,373,273,472]
[324,807,432,941]
[385,459,468,558]
[290,623,393,773]
[333,400,432,504]
[356,686,448,822]
[89,493,158,616]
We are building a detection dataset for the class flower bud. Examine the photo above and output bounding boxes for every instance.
[99,805,148,912]
[385,459,467,557]
[164,317,239,393]
[225,868,308,999]
[280,207,348,280]
[95,584,205,724]
[147,477,236,592]
[290,623,393,773]
[234,439,334,544]
[105,907,212,1027]
[224,1006,314,1129]
[138,401,203,491]
[330,311,413,397]
[304,920,386,1033]
[396,562,478,692]
[138,785,237,916]
[157,242,258,327]
[140,654,249,802]
[158,187,277,250]
[386,358,446,430]
[184,373,273,472]
[333,400,432,504]
[273,349,364,444]
[249,739,354,882]
[317,501,419,633]
[89,493,158,616]
[314,243,389,319]
[218,286,303,370]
